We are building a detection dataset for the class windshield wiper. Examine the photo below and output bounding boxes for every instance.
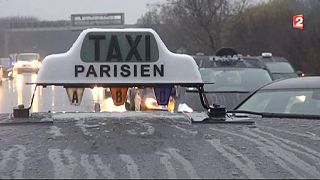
[227,110,263,116]
[260,112,320,120]
[186,90,250,93]
[209,91,250,93]
[228,110,320,120]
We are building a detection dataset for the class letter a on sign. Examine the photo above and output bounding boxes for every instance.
[66,88,85,106]
[110,88,128,106]
[154,87,172,105]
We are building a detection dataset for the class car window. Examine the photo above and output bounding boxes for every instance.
[265,62,295,73]
[200,68,272,92]
[17,54,39,62]
[238,89,320,115]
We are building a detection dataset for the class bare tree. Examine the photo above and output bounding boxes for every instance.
[169,0,231,53]
[137,0,248,54]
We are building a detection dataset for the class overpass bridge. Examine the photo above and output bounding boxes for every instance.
[2,13,137,58]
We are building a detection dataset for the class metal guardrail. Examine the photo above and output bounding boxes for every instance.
[9,21,70,29]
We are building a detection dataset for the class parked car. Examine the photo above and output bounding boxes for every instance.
[182,55,273,111]
[254,52,299,80]
[13,53,41,74]
[234,76,320,116]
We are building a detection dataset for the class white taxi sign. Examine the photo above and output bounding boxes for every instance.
[36,28,203,86]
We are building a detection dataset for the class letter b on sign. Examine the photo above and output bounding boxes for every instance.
[293,14,303,30]
[110,88,128,106]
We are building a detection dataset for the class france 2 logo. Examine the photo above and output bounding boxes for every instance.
[293,14,304,30]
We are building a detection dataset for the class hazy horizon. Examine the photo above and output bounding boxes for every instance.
[0,0,166,24]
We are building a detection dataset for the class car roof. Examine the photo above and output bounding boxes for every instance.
[254,56,289,63]
[1,111,320,178]
[262,76,320,90]
[192,55,267,69]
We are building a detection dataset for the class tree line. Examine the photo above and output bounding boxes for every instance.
[136,0,320,75]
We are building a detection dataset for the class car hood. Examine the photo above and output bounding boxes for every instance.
[182,92,250,111]
[1,112,319,178]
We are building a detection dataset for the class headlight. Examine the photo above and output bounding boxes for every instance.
[145,98,158,109]
[168,97,175,112]
[31,61,40,69]
[14,62,22,68]
[103,98,126,112]
[186,87,197,92]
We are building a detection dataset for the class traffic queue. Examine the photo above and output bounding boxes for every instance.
[0,28,313,119]
[1,28,320,179]
[6,28,317,122]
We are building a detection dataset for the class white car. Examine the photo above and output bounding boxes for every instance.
[14,53,41,74]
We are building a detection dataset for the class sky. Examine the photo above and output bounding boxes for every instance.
[0,0,166,24]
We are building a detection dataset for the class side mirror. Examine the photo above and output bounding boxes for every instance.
[296,70,304,77]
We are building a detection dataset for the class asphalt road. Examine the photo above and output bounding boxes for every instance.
[0,112,320,178]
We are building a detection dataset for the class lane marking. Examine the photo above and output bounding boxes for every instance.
[119,154,140,179]
[165,148,199,179]
[93,155,115,179]
[156,152,177,178]
[207,139,263,178]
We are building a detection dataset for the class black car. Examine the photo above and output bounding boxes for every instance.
[234,76,320,116]
[254,53,299,80]
[182,55,273,111]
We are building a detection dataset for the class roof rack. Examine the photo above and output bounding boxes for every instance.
[262,52,272,58]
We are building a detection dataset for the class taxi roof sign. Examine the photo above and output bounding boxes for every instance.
[36,28,203,87]
[20,29,253,124]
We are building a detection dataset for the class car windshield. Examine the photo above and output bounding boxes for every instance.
[265,62,295,73]
[237,89,320,115]
[17,54,38,62]
[200,68,272,92]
